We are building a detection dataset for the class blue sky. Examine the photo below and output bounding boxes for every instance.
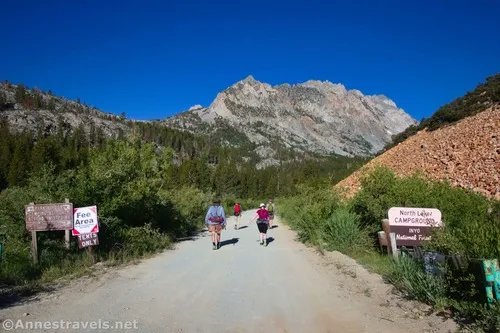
[0,0,498,121]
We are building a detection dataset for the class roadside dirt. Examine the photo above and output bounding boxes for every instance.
[0,212,458,332]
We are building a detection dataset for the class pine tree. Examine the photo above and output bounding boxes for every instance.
[0,91,6,107]
[31,136,47,172]
[47,97,56,111]
[0,118,12,189]
[89,122,96,146]
[56,116,65,146]
[196,156,211,191]
[61,134,77,169]
[96,126,105,147]
[33,90,43,109]
[7,134,31,186]
[15,84,26,104]
[117,128,125,140]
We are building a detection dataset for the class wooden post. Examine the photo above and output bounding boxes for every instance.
[389,232,399,259]
[28,202,39,265]
[31,230,38,264]
[377,231,387,253]
[381,219,394,255]
[64,198,70,249]
[87,246,95,265]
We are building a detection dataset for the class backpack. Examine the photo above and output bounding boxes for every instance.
[257,208,269,223]
[208,206,224,223]
[267,204,274,212]
[234,204,241,213]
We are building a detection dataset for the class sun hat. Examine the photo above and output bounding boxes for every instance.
[260,203,265,207]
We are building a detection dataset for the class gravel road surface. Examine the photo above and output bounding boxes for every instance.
[0,210,457,333]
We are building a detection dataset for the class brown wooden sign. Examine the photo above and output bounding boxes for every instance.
[389,225,435,246]
[77,233,99,249]
[25,203,73,231]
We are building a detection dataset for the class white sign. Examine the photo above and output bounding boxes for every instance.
[388,207,443,227]
[72,206,99,236]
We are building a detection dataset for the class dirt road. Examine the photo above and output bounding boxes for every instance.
[0,211,457,332]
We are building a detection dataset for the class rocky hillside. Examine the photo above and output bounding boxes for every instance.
[164,76,417,158]
[0,81,131,138]
[383,73,500,151]
[335,104,500,200]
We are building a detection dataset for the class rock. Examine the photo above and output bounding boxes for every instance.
[0,83,130,141]
[336,106,500,200]
[164,76,416,158]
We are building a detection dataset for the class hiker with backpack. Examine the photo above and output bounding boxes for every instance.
[205,199,226,250]
[233,202,242,230]
[250,203,270,246]
[266,199,275,229]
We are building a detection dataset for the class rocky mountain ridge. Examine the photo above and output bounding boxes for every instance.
[164,76,417,158]
[1,77,417,163]
[0,81,130,139]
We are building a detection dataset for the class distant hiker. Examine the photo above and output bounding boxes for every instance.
[266,200,275,229]
[205,199,226,250]
[250,203,270,246]
[233,202,242,230]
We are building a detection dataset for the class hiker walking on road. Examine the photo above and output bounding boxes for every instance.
[250,203,270,246]
[266,200,275,229]
[205,199,226,250]
[233,202,242,230]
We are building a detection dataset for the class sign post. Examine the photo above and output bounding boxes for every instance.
[25,201,73,264]
[31,231,38,264]
[65,198,70,249]
[76,233,98,264]
[77,233,99,249]
[72,206,99,236]
[72,206,99,264]
[25,202,73,232]
[388,207,443,247]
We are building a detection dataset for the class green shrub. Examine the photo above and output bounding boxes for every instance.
[280,166,500,331]
[120,223,172,256]
[319,208,372,256]
[387,256,448,306]
[449,300,500,332]
[350,166,499,258]
[0,141,218,288]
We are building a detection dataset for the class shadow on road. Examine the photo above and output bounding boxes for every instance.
[237,226,248,230]
[267,237,275,245]
[270,225,278,229]
[220,238,239,247]
[0,285,54,310]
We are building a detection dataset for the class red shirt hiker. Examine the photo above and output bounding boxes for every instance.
[233,203,242,230]
[234,203,241,215]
